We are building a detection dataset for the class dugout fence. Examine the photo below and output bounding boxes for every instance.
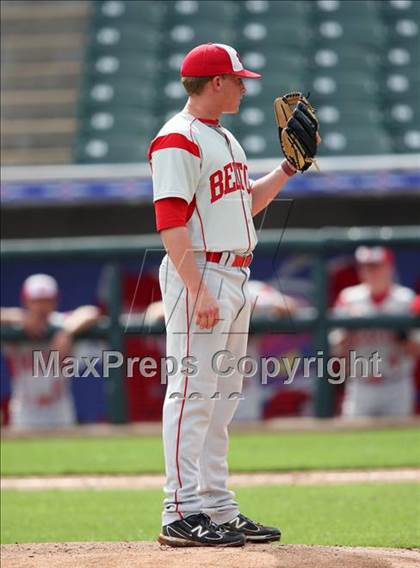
[2,226,420,421]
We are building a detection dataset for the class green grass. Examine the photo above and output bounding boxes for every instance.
[2,428,419,476]
[2,484,419,547]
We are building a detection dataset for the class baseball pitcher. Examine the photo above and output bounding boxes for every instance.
[149,43,320,547]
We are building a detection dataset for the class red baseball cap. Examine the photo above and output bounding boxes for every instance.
[181,43,261,79]
[355,246,395,265]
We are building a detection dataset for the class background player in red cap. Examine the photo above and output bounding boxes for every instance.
[1,274,100,429]
[330,247,417,418]
[149,43,319,547]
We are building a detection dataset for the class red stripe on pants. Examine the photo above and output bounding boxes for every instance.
[174,289,190,519]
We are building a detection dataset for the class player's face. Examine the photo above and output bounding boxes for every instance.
[25,298,57,318]
[220,75,246,113]
[358,262,393,291]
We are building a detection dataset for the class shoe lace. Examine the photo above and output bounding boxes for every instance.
[238,513,264,528]
[196,513,222,532]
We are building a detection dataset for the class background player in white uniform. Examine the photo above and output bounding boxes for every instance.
[149,43,316,547]
[330,246,417,418]
[1,274,100,429]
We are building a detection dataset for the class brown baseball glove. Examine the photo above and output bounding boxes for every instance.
[274,92,320,172]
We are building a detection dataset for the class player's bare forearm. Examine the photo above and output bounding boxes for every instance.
[160,226,205,293]
[0,307,24,325]
[159,226,219,329]
[63,305,101,336]
[251,165,291,216]
[50,306,101,357]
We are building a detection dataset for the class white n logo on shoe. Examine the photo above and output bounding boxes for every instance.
[191,525,209,537]
[231,517,247,529]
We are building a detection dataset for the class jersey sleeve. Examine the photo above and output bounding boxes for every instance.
[49,311,70,327]
[329,290,349,345]
[149,133,201,204]
[154,197,188,232]
[332,289,350,316]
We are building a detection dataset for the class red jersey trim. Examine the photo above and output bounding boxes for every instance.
[148,133,201,161]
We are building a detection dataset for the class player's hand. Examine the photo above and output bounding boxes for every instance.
[50,329,73,364]
[189,284,220,330]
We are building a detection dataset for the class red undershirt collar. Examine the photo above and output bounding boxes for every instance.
[371,288,390,304]
[197,117,220,126]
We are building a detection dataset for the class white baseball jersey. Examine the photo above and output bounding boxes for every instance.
[4,312,76,429]
[333,283,415,383]
[149,110,257,254]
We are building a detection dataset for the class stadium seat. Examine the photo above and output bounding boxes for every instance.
[385,22,420,51]
[379,73,420,105]
[384,44,420,71]
[163,23,238,50]
[78,109,160,138]
[241,0,308,18]
[308,73,379,106]
[308,0,381,20]
[238,103,274,129]
[79,79,160,109]
[84,54,162,82]
[74,134,150,163]
[236,126,280,159]
[245,72,309,104]
[242,49,307,75]
[93,0,167,25]
[316,104,383,130]
[380,0,420,21]
[309,45,381,73]
[238,20,311,49]
[168,0,239,22]
[383,102,420,131]
[87,24,164,52]
[318,127,393,156]
[312,19,386,49]
[391,130,420,152]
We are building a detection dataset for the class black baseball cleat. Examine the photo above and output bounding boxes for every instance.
[158,513,246,547]
[220,513,281,543]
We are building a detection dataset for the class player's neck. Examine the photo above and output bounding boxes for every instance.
[184,98,221,122]
[370,283,392,304]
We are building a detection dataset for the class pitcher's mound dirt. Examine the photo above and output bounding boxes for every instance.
[1,542,419,568]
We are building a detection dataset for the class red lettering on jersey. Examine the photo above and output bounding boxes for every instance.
[210,170,224,203]
[243,164,252,193]
[234,162,244,190]
[209,162,250,202]
[224,163,236,194]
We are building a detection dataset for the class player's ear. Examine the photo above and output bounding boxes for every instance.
[212,75,224,91]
